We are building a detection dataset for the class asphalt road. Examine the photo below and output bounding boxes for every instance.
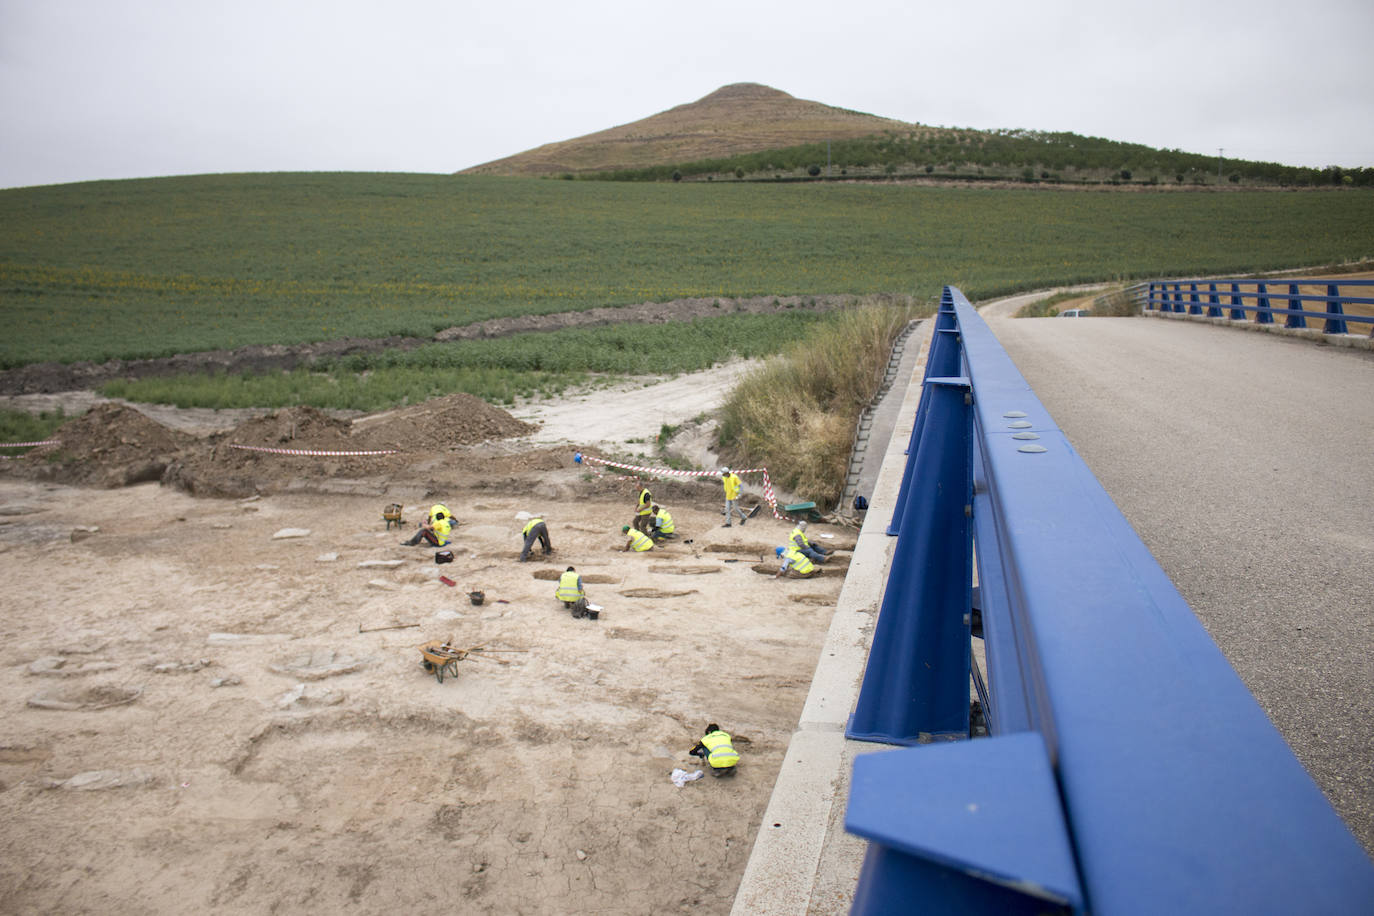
[986,312,1374,855]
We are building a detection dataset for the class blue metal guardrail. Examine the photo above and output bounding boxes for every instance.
[1145,277,1374,334]
[842,287,1374,914]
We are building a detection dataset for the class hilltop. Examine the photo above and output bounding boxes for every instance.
[459,82,925,176]
[459,82,1369,187]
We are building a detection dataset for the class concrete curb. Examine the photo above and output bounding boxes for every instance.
[1144,309,1374,350]
[730,318,936,915]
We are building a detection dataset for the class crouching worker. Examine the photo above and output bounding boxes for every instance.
[690,724,740,777]
[519,516,554,562]
[774,545,819,579]
[789,520,832,564]
[651,504,676,540]
[402,504,453,547]
[621,525,654,552]
[555,566,597,619]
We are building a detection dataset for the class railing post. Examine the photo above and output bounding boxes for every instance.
[1285,282,1307,329]
[1206,282,1223,317]
[1229,281,1246,320]
[1323,283,1349,335]
[851,377,973,743]
[1255,281,1274,323]
[1188,284,1203,315]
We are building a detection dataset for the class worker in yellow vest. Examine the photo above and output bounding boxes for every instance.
[621,525,654,552]
[402,504,453,547]
[789,520,832,563]
[555,566,596,619]
[633,484,655,535]
[519,516,554,562]
[690,724,740,777]
[650,504,676,540]
[774,545,819,578]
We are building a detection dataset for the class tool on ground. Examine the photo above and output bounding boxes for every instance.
[438,575,457,587]
[359,621,420,633]
[383,503,405,530]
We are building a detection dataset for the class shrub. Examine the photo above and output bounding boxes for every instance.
[925,164,934,174]
[734,168,744,179]
[807,164,821,177]
[671,170,682,182]
[1120,169,1133,180]
[1229,173,1241,184]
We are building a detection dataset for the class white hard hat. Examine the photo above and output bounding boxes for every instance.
[721,467,730,475]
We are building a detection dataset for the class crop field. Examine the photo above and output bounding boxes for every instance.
[3,173,1373,368]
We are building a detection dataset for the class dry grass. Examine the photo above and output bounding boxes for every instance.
[717,296,932,505]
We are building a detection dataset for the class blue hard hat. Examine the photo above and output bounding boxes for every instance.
[775,546,784,557]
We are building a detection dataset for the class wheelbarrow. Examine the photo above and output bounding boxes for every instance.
[418,640,467,684]
[783,501,822,521]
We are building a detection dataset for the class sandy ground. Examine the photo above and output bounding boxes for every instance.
[0,368,853,915]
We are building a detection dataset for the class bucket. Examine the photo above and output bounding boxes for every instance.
[468,590,485,606]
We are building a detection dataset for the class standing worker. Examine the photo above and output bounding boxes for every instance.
[689,724,740,777]
[402,504,454,547]
[720,468,752,527]
[519,515,554,562]
[621,525,654,552]
[789,520,832,564]
[633,484,655,535]
[555,566,596,619]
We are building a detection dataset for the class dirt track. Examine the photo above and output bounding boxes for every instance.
[0,372,852,915]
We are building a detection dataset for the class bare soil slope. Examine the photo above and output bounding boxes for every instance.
[460,82,925,176]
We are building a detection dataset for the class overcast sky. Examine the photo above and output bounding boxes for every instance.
[2,0,1372,190]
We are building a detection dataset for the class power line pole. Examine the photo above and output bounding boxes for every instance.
[827,139,832,177]
[1218,148,1223,181]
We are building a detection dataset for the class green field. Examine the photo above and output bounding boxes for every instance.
[3,173,1373,368]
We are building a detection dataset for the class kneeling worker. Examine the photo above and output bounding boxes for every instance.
[402,504,453,547]
[520,516,554,562]
[690,724,740,777]
[555,566,597,619]
[621,525,654,552]
[774,545,819,579]
[651,504,676,540]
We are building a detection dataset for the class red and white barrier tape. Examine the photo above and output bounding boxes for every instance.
[0,439,59,459]
[577,454,783,520]
[227,444,399,457]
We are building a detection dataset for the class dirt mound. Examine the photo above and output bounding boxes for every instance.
[5,403,194,488]
[162,399,541,498]
[350,393,536,451]
[228,406,354,450]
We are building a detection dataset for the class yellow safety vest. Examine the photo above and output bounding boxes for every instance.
[523,517,544,536]
[431,517,452,547]
[637,488,653,516]
[702,730,739,768]
[627,529,654,552]
[722,474,741,500]
[655,509,675,534]
[782,546,815,575]
[790,526,810,549]
[555,571,583,603]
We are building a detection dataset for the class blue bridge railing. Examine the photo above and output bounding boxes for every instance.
[841,286,1374,914]
[1145,277,1374,335]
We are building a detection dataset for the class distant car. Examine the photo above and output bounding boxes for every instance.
[1059,308,1092,317]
